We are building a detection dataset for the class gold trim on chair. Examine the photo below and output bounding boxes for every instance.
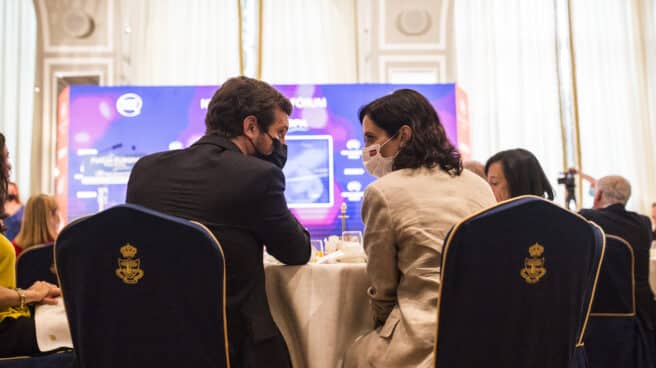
[432,195,607,365]
[0,355,31,361]
[0,349,72,362]
[576,221,606,347]
[589,235,636,318]
[53,214,92,331]
[192,221,232,368]
[15,242,55,263]
[434,195,546,366]
[53,213,232,368]
[16,242,57,278]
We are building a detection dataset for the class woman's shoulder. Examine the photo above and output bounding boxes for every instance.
[457,168,493,188]
[376,166,485,186]
[0,233,12,250]
[364,167,446,199]
[367,167,494,203]
[0,233,15,270]
[0,234,15,260]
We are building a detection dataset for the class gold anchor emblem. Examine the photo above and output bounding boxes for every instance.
[520,243,546,284]
[115,243,144,284]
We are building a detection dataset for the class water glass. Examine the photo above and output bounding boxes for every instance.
[341,231,363,247]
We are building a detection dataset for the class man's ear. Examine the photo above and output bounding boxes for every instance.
[593,189,603,207]
[242,115,258,139]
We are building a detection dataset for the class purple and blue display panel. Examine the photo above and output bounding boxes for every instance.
[64,84,458,239]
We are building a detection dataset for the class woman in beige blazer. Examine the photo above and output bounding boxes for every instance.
[343,89,496,368]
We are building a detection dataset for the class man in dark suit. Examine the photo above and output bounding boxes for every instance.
[579,176,656,348]
[126,77,310,368]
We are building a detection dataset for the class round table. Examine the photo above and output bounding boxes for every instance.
[265,263,374,368]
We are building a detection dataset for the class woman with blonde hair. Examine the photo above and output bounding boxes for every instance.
[13,195,60,255]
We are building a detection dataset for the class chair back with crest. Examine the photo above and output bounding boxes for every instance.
[55,204,230,368]
[584,235,653,368]
[433,196,605,368]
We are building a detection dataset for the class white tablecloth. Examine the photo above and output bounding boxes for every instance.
[265,263,374,368]
[33,297,73,352]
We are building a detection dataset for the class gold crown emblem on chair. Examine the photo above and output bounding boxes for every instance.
[120,243,138,258]
[528,243,544,257]
[521,243,546,284]
[116,243,144,284]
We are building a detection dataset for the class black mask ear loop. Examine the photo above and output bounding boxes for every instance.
[261,132,287,169]
[245,122,265,155]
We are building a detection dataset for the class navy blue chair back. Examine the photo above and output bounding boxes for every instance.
[434,196,605,368]
[55,204,230,368]
[585,235,653,368]
[15,242,57,289]
[0,351,74,368]
[590,235,634,315]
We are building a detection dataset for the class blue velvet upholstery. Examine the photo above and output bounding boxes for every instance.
[434,196,605,368]
[15,243,57,289]
[584,235,653,368]
[55,204,230,368]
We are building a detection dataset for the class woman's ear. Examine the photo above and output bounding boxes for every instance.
[399,124,412,145]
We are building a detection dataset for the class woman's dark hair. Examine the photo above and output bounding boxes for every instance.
[205,76,292,137]
[485,148,554,200]
[358,89,462,175]
[0,133,8,220]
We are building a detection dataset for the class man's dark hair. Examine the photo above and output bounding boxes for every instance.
[485,148,554,200]
[205,76,292,137]
[358,89,462,175]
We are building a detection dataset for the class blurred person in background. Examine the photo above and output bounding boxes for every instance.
[3,183,23,241]
[485,148,554,202]
[343,89,495,368]
[463,160,486,180]
[568,167,597,198]
[12,195,60,256]
[0,132,60,357]
[579,175,656,358]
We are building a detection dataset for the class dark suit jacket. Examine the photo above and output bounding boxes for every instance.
[580,204,656,330]
[126,134,310,367]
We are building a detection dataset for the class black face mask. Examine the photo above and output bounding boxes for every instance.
[258,133,288,169]
[247,130,288,169]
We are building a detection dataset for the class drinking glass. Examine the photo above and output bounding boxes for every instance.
[310,239,325,256]
[341,231,363,247]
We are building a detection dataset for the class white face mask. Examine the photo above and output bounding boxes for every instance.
[362,136,396,178]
